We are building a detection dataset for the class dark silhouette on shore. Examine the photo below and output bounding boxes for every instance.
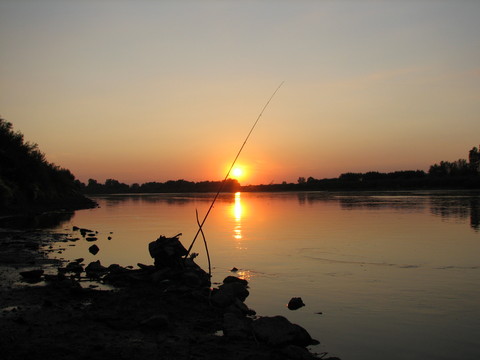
[82,178,241,194]
[81,146,479,194]
[2,117,479,205]
[0,117,95,214]
[243,146,480,192]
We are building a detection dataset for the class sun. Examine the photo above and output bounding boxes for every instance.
[231,167,243,179]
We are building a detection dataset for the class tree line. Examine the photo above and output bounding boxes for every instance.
[81,178,240,194]
[0,118,94,213]
[82,146,480,194]
[2,117,478,206]
[243,146,480,192]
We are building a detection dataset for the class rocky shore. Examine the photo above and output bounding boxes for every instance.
[0,228,339,360]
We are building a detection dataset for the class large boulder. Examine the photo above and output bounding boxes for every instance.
[65,261,84,275]
[211,276,250,308]
[85,260,108,278]
[148,234,187,269]
[252,316,319,348]
[88,244,99,255]
[219,281,249,302]
[222,312,251,339]
[288,297,305,310]
[19,269,44,283]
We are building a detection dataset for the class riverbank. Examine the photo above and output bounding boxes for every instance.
[0,195,97,217]
[0,228,335,360]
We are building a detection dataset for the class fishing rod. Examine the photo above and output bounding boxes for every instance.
[184,81,284,258]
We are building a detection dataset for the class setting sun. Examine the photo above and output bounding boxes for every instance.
[231,167,243,179]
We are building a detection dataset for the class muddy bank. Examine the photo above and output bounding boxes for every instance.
[0,195,97,218]
[0,230,339,360]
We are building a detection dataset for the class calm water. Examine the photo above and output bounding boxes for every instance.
[51,191,480,360]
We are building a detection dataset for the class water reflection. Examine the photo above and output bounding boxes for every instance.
[47,191,479,360]
[338,196,427,212]
[471,198,480,230]
[429,196,480,231]
[0,211,74,229]
[234,192,243,222]
[232,192,245,248]
[94,193,232,207]
[296,192,480,231]
[297,191,334,205]
[100,194,195,207]
[235,269,254,281]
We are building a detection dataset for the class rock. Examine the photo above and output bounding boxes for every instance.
[65,261,83,274]
[85,260,107,278]
[288,297,305,310]
[89,244,100,255]
[182,270,203,288]
[252,316,319,348]
[151,268,171,284]
[225,298,256,317]
[230,267,238,272]
[219,281,249,302]
[222,312,251,339]
[148,234,187,269]
[86,260,106,271]
[74,258,84,263]
[107,236,112,240]
[211,279,250,308]
[86,236,97,242]
[72,226,79,231]
[44,274,62,282]
[107,264,126,273]
[211,289,236,308]
[223,276,248,286]
[78,228,93,237]
[19,269,44,282]
[137,263,155,270]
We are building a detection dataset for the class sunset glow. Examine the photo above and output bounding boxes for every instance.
[231,167,244,179]
[1,1,479,185]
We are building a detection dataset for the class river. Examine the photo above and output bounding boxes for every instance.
[49,191,480,360]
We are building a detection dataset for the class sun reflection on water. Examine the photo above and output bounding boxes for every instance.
[236,269,254,281]
[232,192,246,249]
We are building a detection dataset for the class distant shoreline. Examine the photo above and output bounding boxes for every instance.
[79,171,480,195]
[80,181,480,196]
[0,195,97,217]
[82,188,480,196]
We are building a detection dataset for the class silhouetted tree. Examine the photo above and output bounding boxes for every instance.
[429,159,471,177]
[469,147,480,173]
[0,117,94,213]
[104,178,129,193]
[131,183,140,192]
[339,173,362,182]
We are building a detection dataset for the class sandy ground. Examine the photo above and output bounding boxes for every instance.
[0,229,334,360]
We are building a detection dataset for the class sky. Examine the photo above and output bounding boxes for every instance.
[1,0,479,185]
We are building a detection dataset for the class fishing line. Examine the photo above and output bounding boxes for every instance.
[184,81,284,258]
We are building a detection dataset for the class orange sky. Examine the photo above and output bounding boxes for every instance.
[1,1,479,185]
